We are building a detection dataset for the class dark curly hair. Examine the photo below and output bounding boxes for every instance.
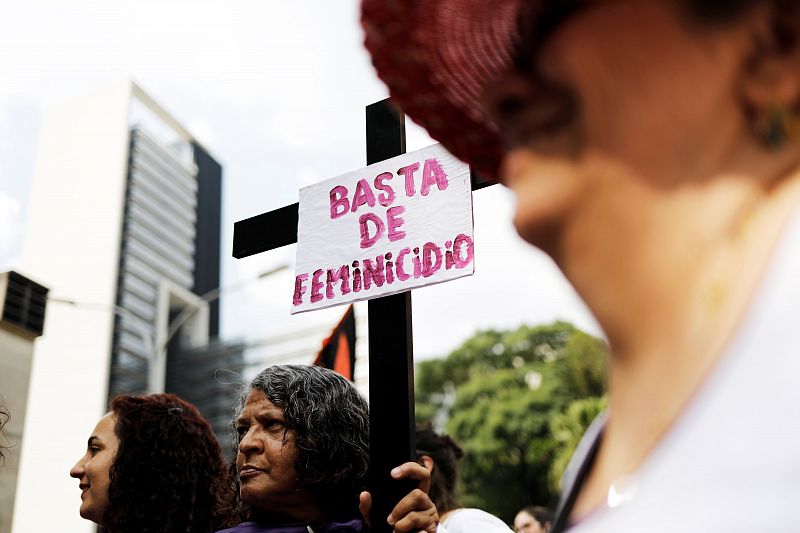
[0,405,9,466]
[231,365,370,522]
[105,394,238,533]
[415,424,464,514]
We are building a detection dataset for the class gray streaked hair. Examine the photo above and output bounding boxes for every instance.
[231,365,369,519]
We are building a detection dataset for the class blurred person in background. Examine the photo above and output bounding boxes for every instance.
[220,365,437,533]
[0,405,9,465]
[69,393,237,532]
[514,506,552,533]
[362,0,800,530]
[415,424,512,533]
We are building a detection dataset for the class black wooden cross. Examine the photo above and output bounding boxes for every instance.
[232,99,494,532]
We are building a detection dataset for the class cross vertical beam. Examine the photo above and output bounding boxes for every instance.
[365,100,416,532]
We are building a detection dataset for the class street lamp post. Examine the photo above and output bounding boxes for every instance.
[47,297,156,359]
[161,264,289,355]
[48,263,290,394]
[149,263,289,392]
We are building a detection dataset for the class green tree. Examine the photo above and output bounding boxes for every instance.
[548,395,607,492]
[415,322,607,523]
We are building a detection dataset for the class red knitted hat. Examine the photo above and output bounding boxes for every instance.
[361,0,528,181]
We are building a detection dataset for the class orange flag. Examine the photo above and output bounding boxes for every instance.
[313,305,356,381]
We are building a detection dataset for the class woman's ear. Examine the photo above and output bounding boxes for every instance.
[740,5,800,111]
[419,454,435,473]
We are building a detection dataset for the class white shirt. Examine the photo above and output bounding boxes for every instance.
[564,208,800,531]
[436,508,513,533]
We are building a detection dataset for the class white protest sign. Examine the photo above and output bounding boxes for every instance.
[292,143,474,314]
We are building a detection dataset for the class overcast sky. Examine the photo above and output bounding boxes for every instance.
[0,0,601,361]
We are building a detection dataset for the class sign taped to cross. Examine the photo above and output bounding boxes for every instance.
[293,144,474,313]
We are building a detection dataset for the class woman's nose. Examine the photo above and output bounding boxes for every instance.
[238,428,262,454]
[69,456,85,478]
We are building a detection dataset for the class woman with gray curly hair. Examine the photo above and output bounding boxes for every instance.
[218,365,436,533]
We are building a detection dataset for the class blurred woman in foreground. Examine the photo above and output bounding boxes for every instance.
[70,394,236,532]
[362,0,800,530]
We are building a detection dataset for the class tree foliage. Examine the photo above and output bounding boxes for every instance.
[415,322,607,523]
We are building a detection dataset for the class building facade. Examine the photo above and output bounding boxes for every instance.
[12,81,233,533]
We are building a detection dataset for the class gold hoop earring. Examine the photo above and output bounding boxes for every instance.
[753,103,800,149]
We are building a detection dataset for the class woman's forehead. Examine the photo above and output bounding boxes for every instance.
[89,412,118,444]
[241,389,284,416]
[95,412,116,431]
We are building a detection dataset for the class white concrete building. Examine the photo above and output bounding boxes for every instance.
[12,81,224,533]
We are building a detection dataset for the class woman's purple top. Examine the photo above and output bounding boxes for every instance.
[216,519,366,533]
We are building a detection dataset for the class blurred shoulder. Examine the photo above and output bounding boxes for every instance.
[441,508,512,532]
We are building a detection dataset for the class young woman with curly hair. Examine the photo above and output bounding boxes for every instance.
[69,393,238,533]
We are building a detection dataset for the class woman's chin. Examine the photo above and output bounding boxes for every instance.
[513,211,563,255]
[511,182,576,253]
[506,159,585,252]
[79,505,104,526]
[240,484,272,510]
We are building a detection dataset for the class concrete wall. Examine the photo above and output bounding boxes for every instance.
[0,328,35,533]
[13,80,132,533]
